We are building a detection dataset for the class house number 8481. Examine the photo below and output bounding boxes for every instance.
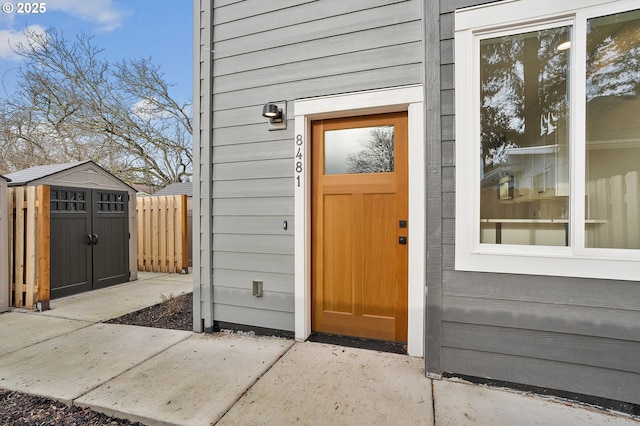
[295,134,303,187]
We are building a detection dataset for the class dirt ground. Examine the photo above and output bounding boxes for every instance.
[0,292,193,425]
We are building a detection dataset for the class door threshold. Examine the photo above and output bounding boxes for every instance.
[307,333,407,355]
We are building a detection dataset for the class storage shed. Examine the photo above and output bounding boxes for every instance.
[0,174,9,313]
[5,161,137,301]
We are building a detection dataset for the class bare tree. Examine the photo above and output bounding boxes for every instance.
[0,27,192,188]
[347,127,394,173]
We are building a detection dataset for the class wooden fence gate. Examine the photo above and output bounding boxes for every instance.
[136,195,188,273]
[8,186,50,309]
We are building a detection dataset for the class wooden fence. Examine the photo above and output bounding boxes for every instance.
[8,185,50,309]
[587,170,640,249]
[136,194,188,273]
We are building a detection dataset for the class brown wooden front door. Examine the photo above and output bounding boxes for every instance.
[311,112,408,342]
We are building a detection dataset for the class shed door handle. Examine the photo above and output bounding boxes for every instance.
[92,234,99,245]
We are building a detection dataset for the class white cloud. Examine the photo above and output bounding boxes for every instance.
[46,0,130,32]
[0,25,46,60]
[132,98,171,121]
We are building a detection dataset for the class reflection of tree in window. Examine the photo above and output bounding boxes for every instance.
[587,10,640,101]
[480,26,569,172]
[346,127,394,173]
[586,10,640,249]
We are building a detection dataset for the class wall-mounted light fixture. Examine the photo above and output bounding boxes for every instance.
[261,101,287,130]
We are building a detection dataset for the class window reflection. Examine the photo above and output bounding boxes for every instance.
[586,9,640,249]
[479,26,571,246]
[324,126,394,174]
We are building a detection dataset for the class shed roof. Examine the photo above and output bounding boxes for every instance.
[0,174,10,182]
[5,160,135,191]
[154,182,193,197]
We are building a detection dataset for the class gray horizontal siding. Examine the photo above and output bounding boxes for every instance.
[213,216,294,234]
[213,158,291,181]
[213,140,291,163]
[443,322,640,374]
[444,270,640,311]
[213,125,287,146]
[212,64,422,111]
[214,42,421,94]
[208,0,422,330]
[442,347,640,405]
[214,286,294,313]
[213,22,419,78]
[436,0,640,405]
[213,234,294,255]
[444,295,640,343]
[214,303,295,332]
[214,268,293,293]
[212,179,293,198]
[212,197,292,216]
[214,0,420,48]
[213,0,315,25]
[213,252,294,274]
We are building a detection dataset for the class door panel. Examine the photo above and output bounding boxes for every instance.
[322,194,354,314]
[363,193,396,318]
[93,191,129,289]
[50,188,92,298]
[312,112,408,342]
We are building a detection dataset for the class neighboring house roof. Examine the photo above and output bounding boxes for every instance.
[5,160,136,191]
[131,184,156,196]
[154,181,193,197]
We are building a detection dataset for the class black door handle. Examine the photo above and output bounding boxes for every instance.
[92,234,99,245]
[86,234,93,245]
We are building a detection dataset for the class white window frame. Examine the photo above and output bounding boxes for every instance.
[455,0,640,281]
[293,85,425,356]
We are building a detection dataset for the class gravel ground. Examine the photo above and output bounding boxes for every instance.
[0,292,193,425]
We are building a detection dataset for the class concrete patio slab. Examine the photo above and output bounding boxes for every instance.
[217,341,433,425]
[0,312,90,356]
[0,323,191,404]
[76,333,294,426]
[40,274,192,323]
[433,378,639,425]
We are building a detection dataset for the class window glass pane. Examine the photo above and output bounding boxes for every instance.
[324,126,394,174]
[480,26,571,246]
[586,9,640,249]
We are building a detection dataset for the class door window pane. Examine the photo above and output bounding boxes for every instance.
[479,26,571,245]
[324,126,394,174]
[585,9,640,249]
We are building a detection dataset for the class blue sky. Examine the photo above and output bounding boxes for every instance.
[0,0,193,103]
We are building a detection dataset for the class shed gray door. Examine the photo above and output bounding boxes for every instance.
[50,188,129,298]
[92,191,129,289]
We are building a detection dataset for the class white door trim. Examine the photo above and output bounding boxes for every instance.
[293,85,425,356]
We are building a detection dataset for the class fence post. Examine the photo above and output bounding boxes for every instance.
[14,187,25,307]
[136,197,144,271]
[178,194,188,272]
[8,188,15,307]
[37,185,50,309]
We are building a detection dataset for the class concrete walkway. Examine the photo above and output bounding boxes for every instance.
[0,272,637,425]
